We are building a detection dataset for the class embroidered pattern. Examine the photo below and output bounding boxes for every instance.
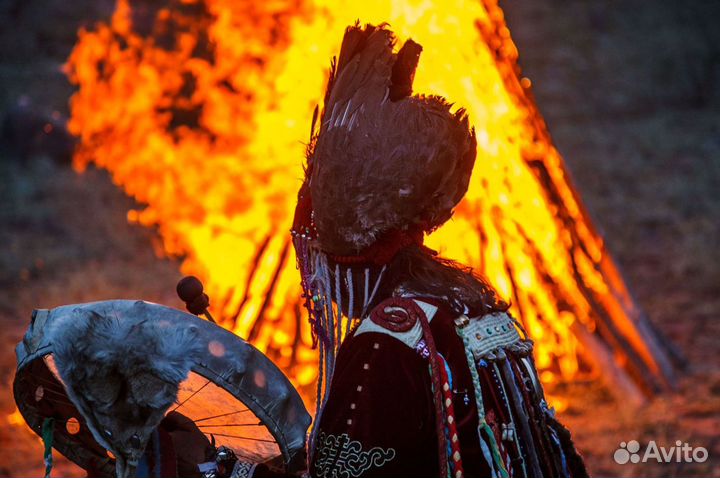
[315,432,396,477]
[462,312,532,360]
[415,338,430,359]
[230,461,256,478]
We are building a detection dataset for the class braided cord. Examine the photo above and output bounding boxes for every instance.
[418,312,450,478]
[456,325,508,478]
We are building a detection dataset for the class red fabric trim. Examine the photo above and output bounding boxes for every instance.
[417,308,450,478]
[328,227,427,265]
[438,355,465,478]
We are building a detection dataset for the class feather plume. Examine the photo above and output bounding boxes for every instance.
[306,24,477,255]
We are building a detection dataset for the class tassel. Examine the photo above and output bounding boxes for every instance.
[362,265,386,317]
[439,353,465,478]
[416,309,449,478]
[309,338,326,455]
[41,417,54,478]
[548,425,570,478]
[491,363,527,478]
[363,267,370,313]
[334,263,343,348]
[498,358,542,478]
[319,254,336,397]
[309,251,336,456]
[345,267,354,338]
[455,326,509,478]
[482,422,508,478]
[478,428,498,478]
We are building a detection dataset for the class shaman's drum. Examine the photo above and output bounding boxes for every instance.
[13,300,311,477]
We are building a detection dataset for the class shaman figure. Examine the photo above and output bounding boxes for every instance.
[287,23,589,478]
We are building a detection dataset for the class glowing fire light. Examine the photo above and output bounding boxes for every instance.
[7,408,25,427]
[65,0,673,403]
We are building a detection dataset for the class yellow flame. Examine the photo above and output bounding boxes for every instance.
[65,0,641,402]
[7,408,25,427]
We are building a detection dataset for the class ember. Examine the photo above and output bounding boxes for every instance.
[65,0,675,404]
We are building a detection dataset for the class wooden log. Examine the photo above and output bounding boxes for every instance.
[570,320,646,407]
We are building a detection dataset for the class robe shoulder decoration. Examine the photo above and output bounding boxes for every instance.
[354,297,437,349]
[455,311,534,361]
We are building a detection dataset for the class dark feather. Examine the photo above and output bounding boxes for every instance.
[307,24,477,255]
[389,39,422,101]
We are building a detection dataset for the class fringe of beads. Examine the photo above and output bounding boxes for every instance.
[455,321,509,478]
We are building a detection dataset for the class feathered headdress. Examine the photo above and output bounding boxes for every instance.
[294,23,477,263]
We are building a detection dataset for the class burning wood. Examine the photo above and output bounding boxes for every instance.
[64,0,679,405]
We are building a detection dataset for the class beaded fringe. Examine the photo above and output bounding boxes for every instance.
[294,236,386,456]
[455,325,509,478]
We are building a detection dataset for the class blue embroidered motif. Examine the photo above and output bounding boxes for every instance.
[415,338,430,358]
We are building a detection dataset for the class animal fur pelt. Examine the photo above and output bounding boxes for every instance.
[306,23,477,255]
[49,307,202,477]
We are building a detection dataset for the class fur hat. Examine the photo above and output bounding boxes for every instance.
[302,23,477,258]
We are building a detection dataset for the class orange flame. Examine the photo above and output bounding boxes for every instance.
[65,0,671,404]
[7,408,26,428]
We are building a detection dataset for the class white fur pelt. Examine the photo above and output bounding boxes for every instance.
[49,307,202,476]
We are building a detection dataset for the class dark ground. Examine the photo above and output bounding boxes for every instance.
[1,1,719,477]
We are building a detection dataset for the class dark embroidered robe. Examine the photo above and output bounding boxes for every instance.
[307,298,588,478]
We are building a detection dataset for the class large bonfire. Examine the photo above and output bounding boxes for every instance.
[65,0,675,405]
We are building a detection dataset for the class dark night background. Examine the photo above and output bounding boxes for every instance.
[1,1,719,476]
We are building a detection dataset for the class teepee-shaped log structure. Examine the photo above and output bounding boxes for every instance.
[471,1,681,403]
[66,0,679,404]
